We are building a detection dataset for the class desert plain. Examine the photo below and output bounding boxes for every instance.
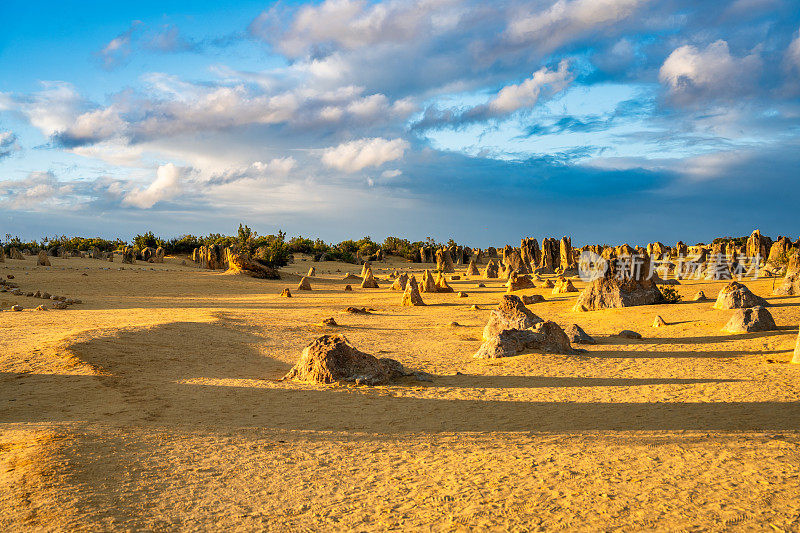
[1,252,799,531]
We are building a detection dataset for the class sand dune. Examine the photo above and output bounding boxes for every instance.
[2,254,799,531]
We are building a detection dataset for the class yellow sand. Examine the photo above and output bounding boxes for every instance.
[1,254,799,531]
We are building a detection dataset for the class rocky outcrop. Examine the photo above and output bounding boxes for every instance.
[434,271,454,293]
[391,272,409,291]
[484,260,499,279]
[282,334,428,385]
[420,269,437,293]
[539,238,559,273]
[572,253,663,312]
[559,237,575,270]
[746,229,772,259]
[552,276,577,294]
[722,306,776,333]
[774,252,800,295]
[435,249,456,273]
[401,276,425,306]
[506,271,535,292]
[521,237,540,272]
[713,281,768,310]
[504,249,528,275]
[483,295,543,339]
[361,267,379,288]
[474,321,575,358]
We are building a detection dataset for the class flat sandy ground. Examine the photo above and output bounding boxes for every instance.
[1,253,799,531]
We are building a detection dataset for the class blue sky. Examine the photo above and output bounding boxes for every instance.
[1,0,799,246]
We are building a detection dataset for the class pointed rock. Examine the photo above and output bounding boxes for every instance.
[401,276,426,306]
[361,267,380,288]
[297,276,312,290]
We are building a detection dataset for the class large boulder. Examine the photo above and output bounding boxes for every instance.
[225,252,280,279]
[572,257,663,312]
[506,271,535,292]
[722,306,776,333]
[474,321,575,358]
[713,281,767,309]
[483,295,543,339]
[282,334,422,385]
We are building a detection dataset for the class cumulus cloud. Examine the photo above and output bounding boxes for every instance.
[0,131,20,159]
[321,137,409,172]
[123,163,187,208]
[659,40,762,103]
[0,171,76,209]
[413,60,574,130]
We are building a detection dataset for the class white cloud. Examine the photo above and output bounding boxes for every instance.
[123,163,186,208]
[0,171,76,209]
[488,60,574,115]
[785,28,800,72]
[321,137,409,172]
[97,21,142,69]
[507,0,646,46]
[659,40,762,102]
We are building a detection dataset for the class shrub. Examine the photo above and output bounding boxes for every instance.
[659,286,682,304]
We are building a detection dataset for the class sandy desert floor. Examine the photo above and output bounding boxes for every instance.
[1,254,799,531]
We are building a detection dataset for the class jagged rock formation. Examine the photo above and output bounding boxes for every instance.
[483,295,543,339]
[401,276,425,306]
[746,229,772,259]
[435,249,456,273]
[484,260,499,279]
[466,259,480,276]
[504,249,528,275]
[572,251,663,311]
[361,267,379,288]
[713,281,768,310]
[539,238,559,273]
[420,269,437,293]
[552,277,577,294]
[506,271,535,292]
[434,271,454,293]
[391,272,409,291]
[559,237,575,270]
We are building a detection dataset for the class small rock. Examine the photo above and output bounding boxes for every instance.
[321,317,338,327]
[280,288,292,298]
[521,294,545,304]
[450,275,461,280]
[344,285,353,291]
[564,324,596,345]
[449,321,461,327]
[617,330,642,339]
[470,304,480,310]
[458,291,468,298]
[346,307,371,314]
[11,305,22,311]
[52,301,68,310]
[35,305,47,311]
[693,291,707,301]
[475,283,486,288]
[652,315,667,327]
